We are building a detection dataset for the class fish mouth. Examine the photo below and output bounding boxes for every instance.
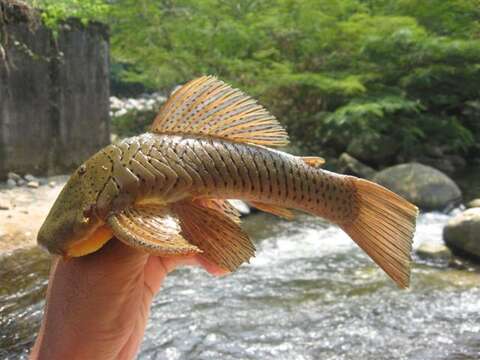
[64,224,114,257]
[37,224,66,256]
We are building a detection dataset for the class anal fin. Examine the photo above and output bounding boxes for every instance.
[249,201,294,220]
[108,205,201,255]
[172,199,255,271]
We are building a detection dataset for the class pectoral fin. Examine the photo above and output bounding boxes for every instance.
[108,205,201,255]
[249,201,295,220]
[173,199,255,271]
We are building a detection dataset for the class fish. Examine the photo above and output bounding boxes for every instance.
[37,76,418,288]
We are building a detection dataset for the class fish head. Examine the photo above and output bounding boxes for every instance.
[37,151,113,256]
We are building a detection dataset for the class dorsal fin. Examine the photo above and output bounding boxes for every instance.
[151,76,289,148]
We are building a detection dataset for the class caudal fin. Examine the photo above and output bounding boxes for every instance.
[341,178,418,288]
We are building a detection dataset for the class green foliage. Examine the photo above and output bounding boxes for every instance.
[28,0,108,30]
[31,0,480,165]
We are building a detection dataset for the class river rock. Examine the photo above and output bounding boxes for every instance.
[466,199,480,209]
[424,146,444,158]
[7,172,21,182]
[337,153,376,179]
[373,163,462,210]
[228,199,250,216]
[0,201,10,210]
[17,179,26,186]
[346,135,399,165]
[27,181,39,189]
[110,96,122,109]
[24,174,37,182]
[6,179,16,188]
[444,208,480,259]
[446,155,467,172]
[416,242,452,263]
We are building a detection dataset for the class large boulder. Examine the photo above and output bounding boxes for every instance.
[444,208,480,260]
[373,163,462,210]
[337,153,376,179]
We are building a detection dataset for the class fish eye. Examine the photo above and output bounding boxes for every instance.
[78,164,87,175]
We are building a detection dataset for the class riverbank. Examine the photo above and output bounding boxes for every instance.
[0,176,67,253]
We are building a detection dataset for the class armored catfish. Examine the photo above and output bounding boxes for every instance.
[37,76,418,287]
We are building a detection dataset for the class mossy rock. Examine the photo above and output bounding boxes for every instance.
[373,162,462,210]
[337,153,376,179]
[346,135,399,166]
[444,208,480,260]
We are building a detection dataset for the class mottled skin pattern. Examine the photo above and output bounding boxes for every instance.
[38,133,358,255]
[101,133,357,221]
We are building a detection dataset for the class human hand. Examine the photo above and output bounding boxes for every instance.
[30,239,227,360]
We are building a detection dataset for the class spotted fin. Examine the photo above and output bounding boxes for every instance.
[107,205,201,255]
[151,76,289,148]
[172,200,255,271]
[249,201,295,220]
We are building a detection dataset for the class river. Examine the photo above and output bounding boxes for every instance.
[1,211,479,359]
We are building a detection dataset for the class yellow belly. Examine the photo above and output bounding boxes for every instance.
[66,225,114,257]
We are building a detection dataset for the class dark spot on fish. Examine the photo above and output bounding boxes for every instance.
[83,204,94,218]
[78,164,87,175]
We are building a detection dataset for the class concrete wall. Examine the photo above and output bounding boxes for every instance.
[0,3,110,178]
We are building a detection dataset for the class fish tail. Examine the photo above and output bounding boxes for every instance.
[341,178,418,288]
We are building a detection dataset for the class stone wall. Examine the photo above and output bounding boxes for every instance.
[0,2,110,178]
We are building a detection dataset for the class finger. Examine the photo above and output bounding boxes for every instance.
[194,255,231,276]
[159,254,201,273]
[143,255,200,296]
[158,254,230,276]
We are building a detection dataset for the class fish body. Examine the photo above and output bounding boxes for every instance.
[94,133,356,222]
[38,76,418,287]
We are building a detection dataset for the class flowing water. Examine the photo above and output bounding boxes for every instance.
[1,212,479,359]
